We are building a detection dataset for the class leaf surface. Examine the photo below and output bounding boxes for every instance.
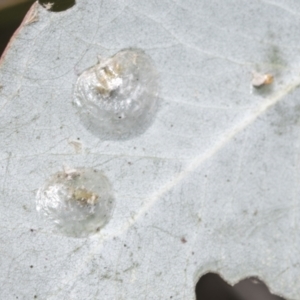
[1,0,300,299]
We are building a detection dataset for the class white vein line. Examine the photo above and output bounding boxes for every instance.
[116,77,300,236]
[129,7,246,67]
[166,99,252,110]
[59,77,300,288]
[1,152,11,192]
[259,0,300,18]
[172,0,300,51]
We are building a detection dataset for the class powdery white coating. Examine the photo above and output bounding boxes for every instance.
[74,48,159,139]
[36,168,114,238]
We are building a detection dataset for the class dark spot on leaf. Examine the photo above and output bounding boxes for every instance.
[195,273,286,300]
[38,0,75,12]
[267,45,286,68]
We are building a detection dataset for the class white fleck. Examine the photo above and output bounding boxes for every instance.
[68,139,83,153]
[42,2,54,10]
[251,71,273,88]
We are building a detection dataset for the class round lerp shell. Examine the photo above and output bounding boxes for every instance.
[36,168,114,238]
[74,49,159,140]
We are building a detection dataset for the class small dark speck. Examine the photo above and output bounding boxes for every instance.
[170,124,173,127]
[30,265,33,268]
[192,252,194,255]
[133,147,136,150]
[124,244,127,247]
[77,137,80,140]
[227,179,230,182]
[34,296,37,299]
[30,229,34,232]
[60,125,63,129]
[96,227,100,232]
[181,237,187,244]
[128,162,132,165]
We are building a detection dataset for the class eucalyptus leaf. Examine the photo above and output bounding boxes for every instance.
[1,0,300,299]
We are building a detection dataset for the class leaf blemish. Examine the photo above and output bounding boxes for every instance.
[181,237,187,243]
[36,167,115,238]
[74,48,159,140]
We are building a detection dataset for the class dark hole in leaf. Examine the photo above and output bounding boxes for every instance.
[0,0,36,56]
[38,0,75,12]
[195,273,285,300]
